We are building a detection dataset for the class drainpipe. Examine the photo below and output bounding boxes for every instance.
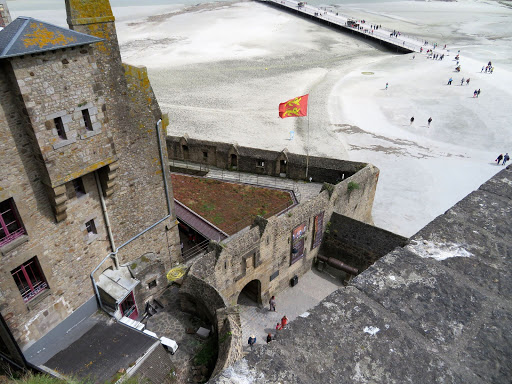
[156,118,172,216]
[94,171,118,269]
[90,117,175,315]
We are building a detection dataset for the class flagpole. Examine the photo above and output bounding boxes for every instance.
[305,94,310,181]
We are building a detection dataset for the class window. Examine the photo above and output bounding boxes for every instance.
[148,280,157,289]
[11,257,48,303]
[85,219,97,235]
[54,117,66,139]
[0,198,26,247]
[257,160,264,167]
[82,109,93,131]
[72,178,86,197]
[203,151,208,161]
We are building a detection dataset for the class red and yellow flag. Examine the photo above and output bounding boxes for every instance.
[279,94,309,118]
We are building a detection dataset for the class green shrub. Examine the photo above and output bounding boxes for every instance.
[347,181,360,193]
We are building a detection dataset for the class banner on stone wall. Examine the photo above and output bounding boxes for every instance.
[312,212,324,249]
[291,222,307,265]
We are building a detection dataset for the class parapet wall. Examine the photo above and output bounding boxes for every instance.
[320,213,408,273]
[180,259,243,377]
[167,136,367,183]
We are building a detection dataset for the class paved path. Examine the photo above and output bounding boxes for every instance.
[239,269,343,352]
[205,168,324,203]
[262,0,449,55]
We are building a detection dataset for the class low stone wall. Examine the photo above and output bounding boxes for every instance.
[212,307,243,378]
[179,264,243,379]
[320,213,408,273]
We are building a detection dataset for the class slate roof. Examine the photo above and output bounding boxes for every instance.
[0,16,103,59]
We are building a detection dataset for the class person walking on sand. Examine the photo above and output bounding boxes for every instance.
[496,154,503,165]
[267,333,272,344]
[269,296,276,311]
[248,335,256,350]
[410,116,415,125]
[503,153,510,166]
[428,117,432,127]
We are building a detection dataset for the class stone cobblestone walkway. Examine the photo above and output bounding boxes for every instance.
[238,269,343,352]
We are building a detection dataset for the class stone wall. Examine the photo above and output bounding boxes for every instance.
[203,164,379,307]
[0,1,180,349]
[0,61,113,348]
[168,137,379,308]
[320,213,408,273]
[10,48,116,188]
[181,257,243,379]
[167,136,367,183]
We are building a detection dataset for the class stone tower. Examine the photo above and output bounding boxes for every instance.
[0,0,180,349]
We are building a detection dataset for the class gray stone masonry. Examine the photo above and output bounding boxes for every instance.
[321,212,408,273]
[210,166,512,383]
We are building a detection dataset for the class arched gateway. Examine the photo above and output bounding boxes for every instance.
[237,280,261,306]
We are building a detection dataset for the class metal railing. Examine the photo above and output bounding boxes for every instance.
[169,158,210,173]
[207,168,302,202]
[264,0,445,54]
[181,238,210,261]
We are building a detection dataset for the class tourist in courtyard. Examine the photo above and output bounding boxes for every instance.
[461,77,465,86]
[428,117,432,127]
[447,77,453,85]
[477,89,481,97]
[410,116,414,125]
[503,153,510,166]
[473,90,478,98]
[496,154,503,165]
[267,333,272,344]
[281,315,288,328]
[269,295,276,311]
[385,82,388,90]
[248,335,256,350]
[289,130,295,140]
[466,78,470,85]
[276,322,282,331]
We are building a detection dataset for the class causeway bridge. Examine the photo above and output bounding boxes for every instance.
[257,0,447,55]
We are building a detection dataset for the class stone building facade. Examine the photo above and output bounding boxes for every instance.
[0,1,180,350]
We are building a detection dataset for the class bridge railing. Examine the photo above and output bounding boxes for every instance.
[266,0,440,53]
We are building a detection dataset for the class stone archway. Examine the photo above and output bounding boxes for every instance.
[237,280,261,306]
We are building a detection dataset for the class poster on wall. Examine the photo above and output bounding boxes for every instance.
[291,222,307,265]
[312,212,324,249]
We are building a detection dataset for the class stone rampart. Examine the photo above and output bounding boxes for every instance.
[167,136,367,183]
[180,264,243,377]
[321,212,408,273]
